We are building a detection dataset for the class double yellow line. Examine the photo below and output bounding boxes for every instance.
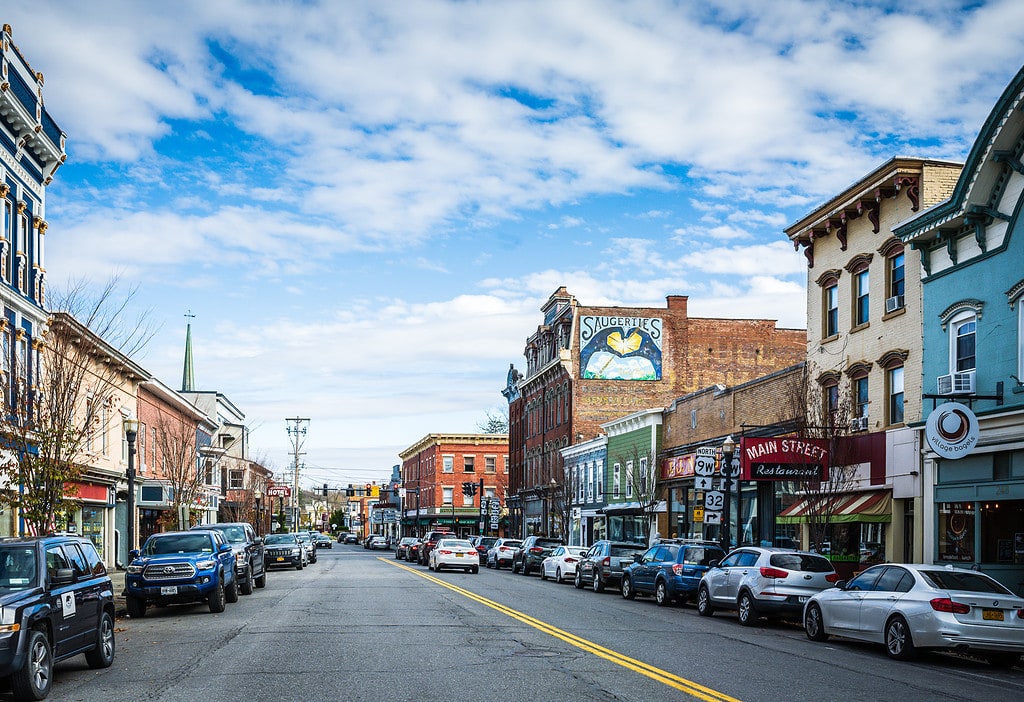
[386,559,740,702]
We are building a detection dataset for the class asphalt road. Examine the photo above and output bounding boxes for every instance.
[32,544,1024,702]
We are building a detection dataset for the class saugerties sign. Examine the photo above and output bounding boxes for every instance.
[740,437,830,481]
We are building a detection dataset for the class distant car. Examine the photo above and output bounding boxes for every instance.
[263,533,307,570]
[804,563,1024,666]
[470,536,498,564]
[697,547,838,625]
[368,535,390,550]
[620,541,726,605]
[575,540,647,593]
[407,538,423,562]
[540,545,588,583]
[343,533,359,544]
[190,522,267,595]
[512,536,564,576]
[395,537,418,560]
[429,538,479,573]
[486,538,522,569]
[313,533,333,549]
[296,532,318,563]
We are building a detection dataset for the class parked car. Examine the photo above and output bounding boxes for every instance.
[428,538,479,573]
[368,535,390,550]
[540,545,588,583]
[125,530,239,618]
[190,522,267,595]
[297,532,318,563]
[343,533,360,544]
[264,533,307,570]
[0,535,115,700]
[313,533,333,549]
[575,540,647,592]
[486,538,522,569]
[620,541,725,605]
[395,537,418,559]
[697,547,838,625]
[803,563,1024,666]
[417,531,456,565]
[470,536,498,564]
[407,538,423,562]
[513,536,564,576]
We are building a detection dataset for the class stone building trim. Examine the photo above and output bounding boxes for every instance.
[876,349,909,370]
[938,299,985,330]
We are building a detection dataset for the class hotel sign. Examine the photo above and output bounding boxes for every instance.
[741,437,830,481]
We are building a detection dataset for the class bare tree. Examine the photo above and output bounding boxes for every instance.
[0,279,151,535]
[615,445,660,542]
[477,409,509,434]
[150,406,210,531]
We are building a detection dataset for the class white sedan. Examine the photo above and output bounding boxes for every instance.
[803,563,1024,666]
[540,545,588,583]
[429,539,479,573]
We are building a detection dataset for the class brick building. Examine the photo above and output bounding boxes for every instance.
[504,287,805,538]
[398,433,509,538]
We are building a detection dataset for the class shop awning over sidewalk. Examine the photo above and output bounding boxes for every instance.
[776,490,891,524]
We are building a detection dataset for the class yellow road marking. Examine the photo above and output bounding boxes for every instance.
[385,558,741,702]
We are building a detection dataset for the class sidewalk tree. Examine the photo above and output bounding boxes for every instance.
[0,279,151,536]
[615,445,660,542]
[151,405,216,531]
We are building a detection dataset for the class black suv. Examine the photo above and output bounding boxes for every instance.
[416,531,455,565]
[0,535,115,700]
[191,522,267,595]
[574,540,647,592]
[512,536,563,576]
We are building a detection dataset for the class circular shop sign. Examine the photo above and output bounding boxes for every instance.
[925,402,980,459]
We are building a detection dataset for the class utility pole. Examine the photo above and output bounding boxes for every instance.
[285,417,310,532]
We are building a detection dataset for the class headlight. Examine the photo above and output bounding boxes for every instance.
[195,559,217,570]
[235,552,247,564]
[126,564,144,574]
[291,548,301,555]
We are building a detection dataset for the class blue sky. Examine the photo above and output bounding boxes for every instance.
[5,0,1023,489]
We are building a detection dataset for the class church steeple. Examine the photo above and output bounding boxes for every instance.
[181,311,195,392]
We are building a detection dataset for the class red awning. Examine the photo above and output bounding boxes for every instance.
[777,490,891,524]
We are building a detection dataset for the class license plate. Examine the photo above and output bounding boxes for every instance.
[798,596,809,603]
[982,609,1004,621]
[276,557,285,562]
[160,586,178,595]
[456,553,464,557]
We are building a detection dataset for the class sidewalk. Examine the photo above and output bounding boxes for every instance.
[110,569,127,617]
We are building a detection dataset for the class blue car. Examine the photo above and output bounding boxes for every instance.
[125,530,238,617]
[621,540,725,606]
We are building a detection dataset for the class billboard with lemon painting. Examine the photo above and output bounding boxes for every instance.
[579,316,662,380]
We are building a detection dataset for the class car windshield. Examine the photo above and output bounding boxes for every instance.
[210,525,247,543]
[566,547,587,556]
[536,539,561,547]
[297,534,311,543]
[682,547,722,566]
[501,540,522,548]
[478,538,498,548]
[920,569,1014,595]
[264,534,298,545]
[610,545,645,557]
[144,534,214,555]
[0,547,37,590]
[439,540,473,548]
[770,553,834,572]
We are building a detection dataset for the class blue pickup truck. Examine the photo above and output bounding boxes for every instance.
[125,530,238,618]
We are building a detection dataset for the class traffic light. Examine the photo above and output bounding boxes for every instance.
[345,484,354,497]
[323,483,329,496]
[462,482,478,497]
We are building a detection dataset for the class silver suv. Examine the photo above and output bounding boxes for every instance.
[696,547,837,626]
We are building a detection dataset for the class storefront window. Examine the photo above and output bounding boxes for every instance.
[937,502,976,563]
[980,499,1024,564]
[82,506,104,554]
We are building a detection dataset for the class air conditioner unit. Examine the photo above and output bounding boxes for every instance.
[849,416,868,432]
[937,371,976,395]
[885,295,905,313]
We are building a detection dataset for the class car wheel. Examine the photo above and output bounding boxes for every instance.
[11,628,52,701]
[254,571,267,589]
[85,610,116,669]
[296,560,304,571]
[885,615,917,660]
[655,580,671,607]
[804,603,829,642]
[240,571,254,596]
[592,571,605,593]
[225,578,240,604]
[540,567,547,581]
[555,567,563,583]
[696,586,714,617]
[737,592,757,626]
[126,595,146,619]
[471,566,479,574]
[511,559,519,573]
[574,571,584,589]
[208,581,227,613]
[621,576,636,600]
[984,652,1021,668]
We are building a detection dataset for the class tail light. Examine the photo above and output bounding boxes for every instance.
[1017,609,1024,619]
[825,573,840,583]
[529,547,543,554]
[672,564,684,576]
[759,567,789,579]
[565,557,577,564]
[930,598,971,614]
[601,556,611,567]
[438,549,453,555]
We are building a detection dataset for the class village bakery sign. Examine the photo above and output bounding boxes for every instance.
[741,437,830,481]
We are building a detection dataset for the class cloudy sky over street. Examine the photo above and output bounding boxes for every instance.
[5,0,1023,487]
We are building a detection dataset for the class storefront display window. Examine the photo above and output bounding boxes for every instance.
[937,502,976,563]
[81,506,104,553]
[980,500,1024,565]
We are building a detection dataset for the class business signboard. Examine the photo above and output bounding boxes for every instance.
[925,402,979,459]
[740,437,830,481]
[579,315,662,380]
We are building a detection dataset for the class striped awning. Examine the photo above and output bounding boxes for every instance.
[776,490,891,524]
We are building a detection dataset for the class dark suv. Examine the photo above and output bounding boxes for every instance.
[621,541,726,605]
[125,530,238,617]
[512,536,563,576]
[191,522,266,595]
[0,535,115,700]
[575,540,647,592]
[417,531,456,565]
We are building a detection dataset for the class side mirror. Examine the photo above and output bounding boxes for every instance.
[254,537,263,545]
[632,554,642,563]
[51,568,75,586]
[129,549,141,560]
[219,543,232,553]
[709,560,721,568]
[835,580,848,590]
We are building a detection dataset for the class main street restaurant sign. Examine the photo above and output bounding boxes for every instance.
[741,437,830,481]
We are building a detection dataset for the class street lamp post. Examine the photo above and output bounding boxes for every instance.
[720,435,736,553]
[123,417,139,560]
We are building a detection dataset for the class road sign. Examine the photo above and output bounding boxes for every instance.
[695,476,713,491]
[692,506,705,523]
[694,455,716,476]
[489,500,501,515]
[705,490,725,511]
[703,511,722,525]
[723,456,741,478]
[696,447,717,456]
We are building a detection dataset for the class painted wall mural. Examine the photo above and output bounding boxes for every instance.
[579,315,662,380]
